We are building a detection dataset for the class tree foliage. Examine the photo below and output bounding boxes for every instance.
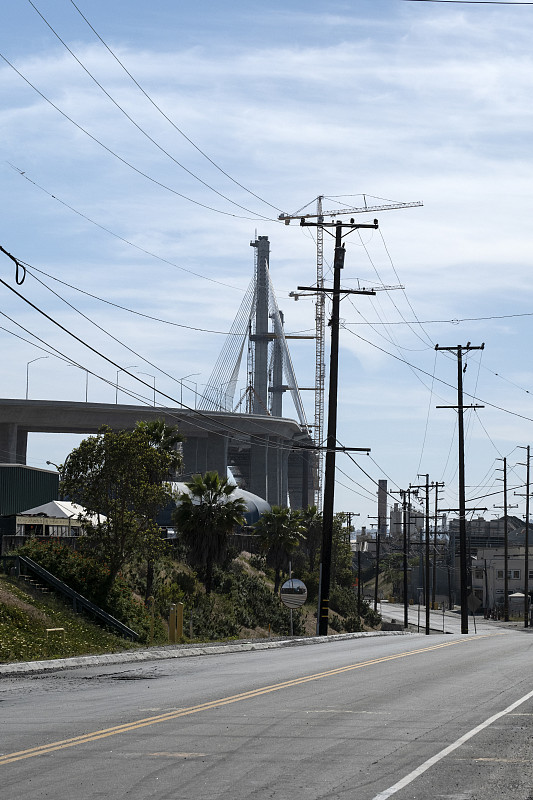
[134,419,183,477]
[60,425,176,589]
[133,420,183,599]
[172,471,247,594]
[255,506,306,593]
[300,505,322,572]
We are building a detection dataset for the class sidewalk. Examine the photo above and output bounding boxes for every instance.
[379,600,533,635]
[0,629,412,677]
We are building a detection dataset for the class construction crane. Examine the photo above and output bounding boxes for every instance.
[280,195,423,510]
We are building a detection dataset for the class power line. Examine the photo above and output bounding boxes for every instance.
[402,1,533,4]
[26,0,275,221]
[67,0,282,214]
[7,164,247,293]
[0,261,315,456]
[0,52,273,222]
[23,266,208,393]
[23,263,244,335]
[344,311,533,326]
[343,325,533,425]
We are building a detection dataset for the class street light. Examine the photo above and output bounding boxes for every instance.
[136,371,156,407]
[116,365,139,404]
[68,364,89,402]
[46,455,70,499]
[26,356,48,399]
[178,372,200,407]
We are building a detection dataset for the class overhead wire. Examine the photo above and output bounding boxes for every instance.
[22,261,246,335]
[335,467,378,503]
[0,257,315,457]
[26,0,275,221]
[0,312,78,366]
[356,229,432,352]
[378,229,435,349]
[402,1,533,5]
[417,348,438,474]
[67,0,282,214]
[335,478,379,503]
[7,164,247,293]
[0,52,273,222]
[22,265,209,394]
[343,326,533,425]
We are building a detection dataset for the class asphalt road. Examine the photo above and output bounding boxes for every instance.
[2,629,533,800]
[379,600,504,635]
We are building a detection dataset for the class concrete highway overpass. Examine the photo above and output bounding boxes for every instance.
[0,399,314,508]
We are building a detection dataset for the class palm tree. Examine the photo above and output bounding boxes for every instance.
[135,419,183,478]
[173,471,247,594]
[255,506,306,593]
[301,506,323,572]
[134,420,184,600]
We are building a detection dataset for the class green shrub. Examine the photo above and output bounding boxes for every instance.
[15,541,160,644]
[342,615,364,633]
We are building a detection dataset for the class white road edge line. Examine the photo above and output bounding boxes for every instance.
[371,686,533,800]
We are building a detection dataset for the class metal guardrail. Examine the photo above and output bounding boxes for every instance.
[5,554,138,641]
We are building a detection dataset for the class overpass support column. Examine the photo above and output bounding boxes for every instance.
[250,436,268,504]
[16,429,28,465]
[287,449,311,510]
[250,436,289,507]
[181,433,228,481]
[0,423,18,463]
[266,437,289,507]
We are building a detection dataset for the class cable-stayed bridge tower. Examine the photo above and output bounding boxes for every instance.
[198,236,314,507]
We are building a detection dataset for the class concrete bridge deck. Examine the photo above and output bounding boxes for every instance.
[0,399,314,508]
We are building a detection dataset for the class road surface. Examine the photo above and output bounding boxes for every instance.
[2,630,533,799]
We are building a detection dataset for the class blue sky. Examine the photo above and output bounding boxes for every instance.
[2,0,533,528]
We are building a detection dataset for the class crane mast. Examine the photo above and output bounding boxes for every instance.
[314,196,325,509]
[281,196,422,510]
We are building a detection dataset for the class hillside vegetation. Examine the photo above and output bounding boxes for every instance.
[1,545,381,664]
[0,576,136,663]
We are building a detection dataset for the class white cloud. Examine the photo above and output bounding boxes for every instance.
[2,0,533,518]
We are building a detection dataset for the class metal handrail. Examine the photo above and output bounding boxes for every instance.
[13,555,138,641]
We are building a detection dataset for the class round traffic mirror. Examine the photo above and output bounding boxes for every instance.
[280,578,307,608]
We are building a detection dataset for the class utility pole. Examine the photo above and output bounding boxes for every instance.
[432,482,445,609]
[357,546,362,615]
[402,491,409,628]
[495,457,517,623]
[391,489,411,628]
[281,196,422,507]
[298,218,376,636]
[424,475,430,635]
[368,515,383,612]
[516,445,531,627]
[436,342,484,634]
[412,475,434,635]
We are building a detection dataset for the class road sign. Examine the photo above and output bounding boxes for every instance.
[280,578,307,608]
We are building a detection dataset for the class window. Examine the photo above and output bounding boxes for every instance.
[497,570,504,579]
[474,569,484,580]
[510,569,521,580]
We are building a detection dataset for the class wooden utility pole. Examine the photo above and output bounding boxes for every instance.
[495,457,512,622]
[368,515,383,612]
[298,218,376,636]
[432,482,445,609]
[436,342,484,634]
[402,491,409,628]
[516,445,531,627]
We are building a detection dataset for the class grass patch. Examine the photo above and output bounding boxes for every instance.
[0,577,137,663]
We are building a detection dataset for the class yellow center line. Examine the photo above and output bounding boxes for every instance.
[0,635,497,766]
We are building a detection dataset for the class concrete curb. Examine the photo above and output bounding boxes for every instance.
[0,629,414,677]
